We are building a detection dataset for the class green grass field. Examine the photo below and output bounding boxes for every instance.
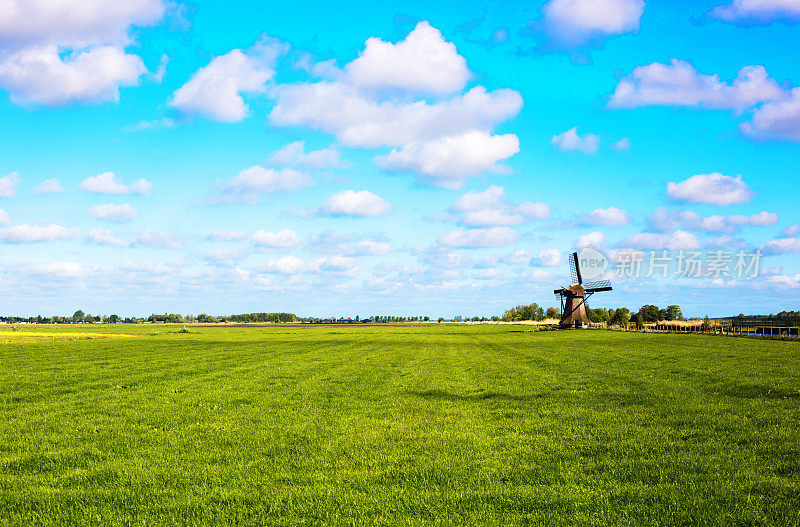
[1,325,798,525]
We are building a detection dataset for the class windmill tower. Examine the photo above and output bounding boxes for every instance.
[554,252,613,328]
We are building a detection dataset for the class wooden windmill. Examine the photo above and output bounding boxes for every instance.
[554,252,612,328]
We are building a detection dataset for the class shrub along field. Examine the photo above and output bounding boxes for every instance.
[1,324,798,525]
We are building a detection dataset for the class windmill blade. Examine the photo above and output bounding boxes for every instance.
[572,251,583,284]
[568,253,579,285]
[584,279,612,293]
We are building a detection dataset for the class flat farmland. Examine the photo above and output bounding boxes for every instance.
[1,325,798,525]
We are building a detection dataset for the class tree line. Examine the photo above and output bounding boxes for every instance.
[497,303,684,327]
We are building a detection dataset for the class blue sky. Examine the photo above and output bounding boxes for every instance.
[2,0,800,318]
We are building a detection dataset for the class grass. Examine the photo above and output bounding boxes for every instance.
[1,324,798,525]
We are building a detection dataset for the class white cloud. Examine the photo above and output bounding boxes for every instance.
[502,249,532,265]
[0,209,9,224]
[781,224,800,237]
[651,207,777,233]
[610,60,784,110]
[438,226,518,248]
[208,229,248,241]
[134,230,183,249]
[268,141,344,169]
[213,166,312,204]
[34,178,63,194]
[34,261,90,279]
[86,228,129,247]
[620,230,701,250]
[253,228,300,248]
[474,268,502,279]
[260,255,312,274]
[308,232,391,256]
[460,209,525,227]
[0,223,79,242]
[375,131,519,188]
[519,269,554,282]
[170,36,288,122]
[667,173,752,205]
[345,21,470,95]
[709,0,800,24]
[576,231,606,248]
[88,203,137,222]
[321,190,391,217]
[452,185,505,212]
[0,45,146,105]
[537,248,563,267]
[0,172,20,197]
[450,185,550,227]
[612,137,631,151]
[542,0,645,46]
[518,202,551,219]
[420,250,472,269]
[552,126,600,153]
[582,207,630,225]
[80,172,152,195]
[760,237,800,255]
[740,87,800,142]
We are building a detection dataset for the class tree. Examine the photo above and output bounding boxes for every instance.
[107,314,120,323]
[610,308,631,327]
[665,305,683,321]
[633,313,644,329]
[73,310,85,320]
[546,307,559,319]
[637,305,662,323]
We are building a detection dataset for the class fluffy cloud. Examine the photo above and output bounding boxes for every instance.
[612,137,631,151]
[0,209,9,224]
[88,203,138,222]
[34,178,63,194]
[213,166,312,204]
[610,60,784,110]
[651,207,777,233]
[170,36,287,121]
[0,45,145,105]
[268,141,344,169]
[0,223,79,242]
[667,173,752,205]
[760,237,800,255]
[709,0,800,25]
[253,228,300,248]
[134,230,183,249]
[438,226,518,248]
[308,231,391,256]
[344,21,469,95]
[542,0,645,46]
[260,255,309,274]
[259,255,359,275]
[450,185,550,227]
[268,23,523,187]
[552,126,600,153]
[86,228,129,247]
[0,0,164,105]
[781,224,800,237]
[576,231,606,248]
[321,190,391,217]
[501,249,532,265]
[582,207,630,225]
[0,172,20,197]
[375,131,519,187]
[740,87,800,142]
[537,248,563,267]
[80,172,152,195]
[619,230,701,250]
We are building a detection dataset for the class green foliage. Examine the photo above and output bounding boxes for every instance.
[1,326,798,525]
[502,303,545,321]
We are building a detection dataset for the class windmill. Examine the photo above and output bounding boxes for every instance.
[554,251,612,328]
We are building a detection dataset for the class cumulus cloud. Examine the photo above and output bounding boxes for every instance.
[34,178,63,194]
[88,203,138,222]
[501,249,532,265]
[650,207,777,233]
[0,0,164,105]
[253,228,300,248]
[80,172,152,195]
[709,0,800,25]
[344,21,470,95]
[536,248,563,267]
[576,231,606,248]
[375,131,519,188]
[582,207,630,225]
[542,0,645,46]
[610,60,784,110]
[213,166,312,204]
[308,231,391,256]
[268,141,344,169]
[619,230,701,250]
[552,126,600,153]
[760,237,800,255]
[0,223,79,242]
[134,229,183,249]
[667,173,752,205]
[86,228,130,247]
[438,226,518,248]
[0,172,20,197]
[170,36,288,121]
[450,185,550,227]
[740,87,800,142]
[321,190,391,217]
[781,224,800,237]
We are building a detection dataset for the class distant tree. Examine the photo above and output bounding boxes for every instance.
[637,305,662,323]
[546,307,559,319]
[73,310,85,320]
[702,315,712,331]
[633,313,644,329]
[107,314,120,323]
[665,305,683,321]
[610,308,631,327]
